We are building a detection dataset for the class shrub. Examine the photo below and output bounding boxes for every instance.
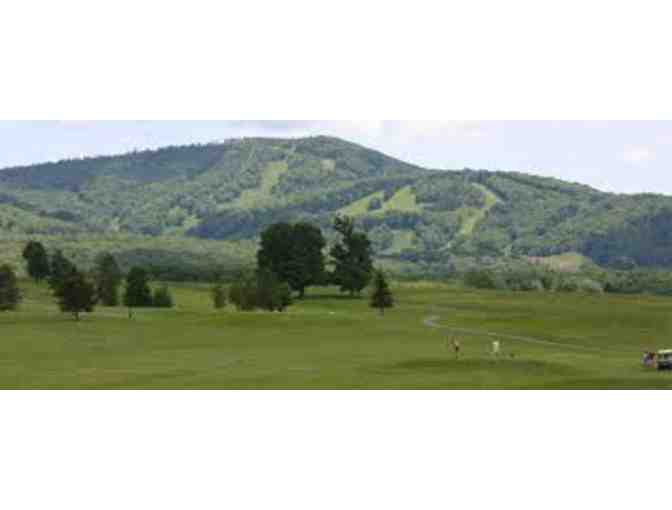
[464,269,498,290]
[0,265,21,311]
[212,284,227,309]
[229,271,293,312]
[152,286,174,308]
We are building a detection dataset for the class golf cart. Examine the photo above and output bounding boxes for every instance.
[657,350,672,371]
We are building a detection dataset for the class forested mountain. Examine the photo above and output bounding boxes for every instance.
[2,135,672,275]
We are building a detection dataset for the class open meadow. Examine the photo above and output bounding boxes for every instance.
[2,281,672,389]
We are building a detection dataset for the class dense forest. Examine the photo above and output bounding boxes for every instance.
[2,135,672,277]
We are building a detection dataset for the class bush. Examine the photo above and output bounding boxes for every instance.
[212,284,227,309]
[229,274,258,311]
[0,265,21,311]
[464,269,498,290]
[152,286,174,308]
[228,271,293,312]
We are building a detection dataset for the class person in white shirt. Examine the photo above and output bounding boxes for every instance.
[492,340,501,358]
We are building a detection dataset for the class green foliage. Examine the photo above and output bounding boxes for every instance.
[94,252,122,306]
[48,250,76,292]
[228,270,293,312]
[123,267,153,308]
[0,265,21,311]
[152,286,174,308]
[257,222,326,297]
[255,269,293,312]
[330,216,374,296]
[228,273,258,312]
[22,241,50,283]
[6,280,672,388]
[211,283,227,309]
[370,268,394,315]
[464,269,499,290]
[6,137,672,272]
[54,269,96,321]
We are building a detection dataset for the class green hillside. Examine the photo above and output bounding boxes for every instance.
[3,135,672,275]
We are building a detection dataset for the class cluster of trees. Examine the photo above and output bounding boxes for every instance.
[463,267,604,294]
[462,265,606,295]
[7,216,396,319]
[461,261,672,297]
[18,241,174,320]
[219,215,393,314]
[256,216,374,298]
[228,270,293,312]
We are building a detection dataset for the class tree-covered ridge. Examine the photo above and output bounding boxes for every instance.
[3,135,672,271]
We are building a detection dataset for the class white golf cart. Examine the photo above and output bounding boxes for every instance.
[657,350,672,371]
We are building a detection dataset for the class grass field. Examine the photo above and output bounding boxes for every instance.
[2,281,672,389]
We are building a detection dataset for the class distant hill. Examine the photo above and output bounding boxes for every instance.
[3,135,672,275]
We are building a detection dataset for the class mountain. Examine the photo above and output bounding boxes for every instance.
[2,135,672,276]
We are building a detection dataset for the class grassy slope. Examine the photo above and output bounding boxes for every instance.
[457,184,500,237]
[338,186,420,217]
[338,191,384,217]
[2,280,671,389]
[235,161,289,209]
[380,186,419,214]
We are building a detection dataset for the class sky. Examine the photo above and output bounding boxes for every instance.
[1,120,671,195]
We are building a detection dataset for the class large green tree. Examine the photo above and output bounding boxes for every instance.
[330,216,374,296]
[54,270,97,321]
[22,241,50,283]
[94,252,122,306]
[123,267,153,310]
[0,265,21,311]
[257,222,326,298]
[369,268,394,315]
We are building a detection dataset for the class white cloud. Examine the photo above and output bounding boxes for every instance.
[623,146,655,165]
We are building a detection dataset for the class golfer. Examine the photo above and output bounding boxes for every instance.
[452,338,461,359]
[492,340,501,358]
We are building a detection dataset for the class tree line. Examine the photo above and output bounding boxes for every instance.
[8,241,174,320]
[0,215,395,318]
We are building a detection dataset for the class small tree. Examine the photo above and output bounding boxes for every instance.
[212,283,227,309]
[152,286,174,308]
[49,250,77,292]
[94,252,122,306]
[54,270,97,321]
[22,241,51,283]
[123,267,153,316]
[0,265,21,311]
[369,268,394,316]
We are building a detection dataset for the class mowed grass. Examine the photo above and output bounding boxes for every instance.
[2,281,672,389]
